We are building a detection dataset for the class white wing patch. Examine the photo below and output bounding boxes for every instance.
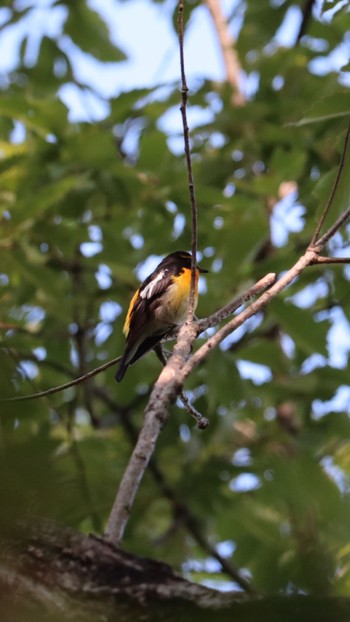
[140,270,166,299]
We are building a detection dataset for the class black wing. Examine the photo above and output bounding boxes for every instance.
[115,267,173,381]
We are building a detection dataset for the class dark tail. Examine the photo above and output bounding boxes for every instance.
[115,332,168,382]
[115,356,128,383]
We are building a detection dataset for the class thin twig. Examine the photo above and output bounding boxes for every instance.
[178,0,198,318]
[310,120,350,246]
[0,357,121,403]
[310,255,350,265]
[314,205,350,250]
[154,345,209,429]
[177,390,209,429]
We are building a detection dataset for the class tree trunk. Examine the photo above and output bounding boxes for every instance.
[0,520,349,622]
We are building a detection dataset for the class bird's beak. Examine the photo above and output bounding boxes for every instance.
[198,265,209,274]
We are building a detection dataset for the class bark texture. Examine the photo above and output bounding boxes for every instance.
[1,520,350,622]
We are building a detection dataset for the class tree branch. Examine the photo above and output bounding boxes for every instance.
[310,255,350,265]
[103,252,312,545]
[104,319,198,544]
[205,0,245,105]
[196,272,277,334]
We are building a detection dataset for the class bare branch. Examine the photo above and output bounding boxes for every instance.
[310,120,350,246]
[104,319,198,544]
[310,255,350,265]
[104,384,171,543]
[0,357,121,403]
[196,272,276,334]
[177,390,209,429]
[205,0,245,105]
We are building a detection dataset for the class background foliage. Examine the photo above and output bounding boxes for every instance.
[1,0,350,597]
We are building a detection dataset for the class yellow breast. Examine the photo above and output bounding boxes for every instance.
[156,268,199,325]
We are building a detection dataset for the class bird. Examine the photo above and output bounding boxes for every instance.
[115,250,208,382]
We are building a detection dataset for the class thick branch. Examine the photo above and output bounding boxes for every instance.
[104,320,198,544]
[1,521,348,620]
[1,520,244,620]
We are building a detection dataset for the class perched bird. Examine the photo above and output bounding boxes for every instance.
[115,251,208,382]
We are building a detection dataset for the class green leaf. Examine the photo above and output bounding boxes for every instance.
[292,93,350,126]
[0,95,68,136]
[63,0,126,62]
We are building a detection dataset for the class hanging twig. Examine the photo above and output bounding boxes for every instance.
[154,344,209,429]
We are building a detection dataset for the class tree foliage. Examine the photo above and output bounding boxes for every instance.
[1,0,350,606]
